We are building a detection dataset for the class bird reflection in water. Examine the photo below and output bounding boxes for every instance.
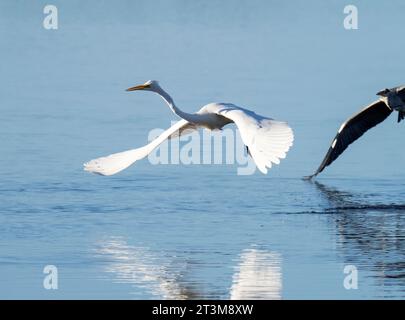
[96,239,282,299]
[230,248,281,300]
[96,238,194,299]
[311,181,405,296]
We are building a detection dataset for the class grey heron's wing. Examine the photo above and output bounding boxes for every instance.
[306,100,392,179]
[213,104,294,174]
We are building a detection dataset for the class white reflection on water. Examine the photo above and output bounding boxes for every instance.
[230,248,281,300]
[97,238,189,299]
[97,239,282,299]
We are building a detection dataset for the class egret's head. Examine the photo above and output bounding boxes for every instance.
[377,88,390,97]
[126,80,160,92]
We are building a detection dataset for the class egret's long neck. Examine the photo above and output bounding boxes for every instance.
[155,87,199,123]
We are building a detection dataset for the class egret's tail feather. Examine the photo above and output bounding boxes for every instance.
[83,146,150,176]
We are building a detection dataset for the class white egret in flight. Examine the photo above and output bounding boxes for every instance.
[84,80,294,175]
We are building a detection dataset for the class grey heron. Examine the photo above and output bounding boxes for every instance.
[306,85,405,179]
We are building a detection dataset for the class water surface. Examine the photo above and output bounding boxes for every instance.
[0,0,404,299]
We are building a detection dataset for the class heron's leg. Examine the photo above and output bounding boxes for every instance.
[398,111,405,123]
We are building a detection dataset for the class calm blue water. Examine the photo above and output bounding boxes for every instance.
[0,0,404,299]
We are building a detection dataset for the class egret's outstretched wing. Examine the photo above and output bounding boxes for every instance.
[306,100,392,179]
[214,104,294,174]
[84,119,196,176]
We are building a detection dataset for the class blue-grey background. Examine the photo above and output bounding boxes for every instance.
[0,0,404,299]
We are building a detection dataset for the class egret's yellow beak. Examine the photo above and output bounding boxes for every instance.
[126,84,150,91]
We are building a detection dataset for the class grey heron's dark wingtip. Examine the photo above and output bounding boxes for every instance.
[302,174,317,181]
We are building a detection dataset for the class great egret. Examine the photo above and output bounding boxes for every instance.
[306,85,405,179]
[84,80,294,175]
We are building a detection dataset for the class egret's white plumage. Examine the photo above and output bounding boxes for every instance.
[84,80,294,175]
